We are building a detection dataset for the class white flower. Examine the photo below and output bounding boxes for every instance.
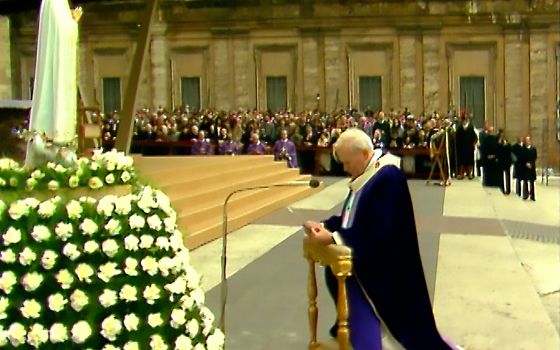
[165,277,187,295]
[104,345,120,350]
[79,196,97,205]
[186,318,200,337]
[0,271,17,293]
[49,323,68,343]
[66,200,83,219]
[21,272,44,292]
[99,289,118,308]
[1,249,16,263]
[169,233,184,251]
[106,161,116,172]
[124,257,139,276]
[150,334,168,350]
[46,162,56,169]
[147,214,163,231]
[20,299,41,319]
[31,225,51,242]
[185,266,201,289]
[68,175,80,188]
[100,315,123,341]
[192,287,205,305]
[119,284,138,302]
[8,200,29,220]
[79,218,98,236]
[26,177,37,190]
[75,263,95,283]
[54,164,67,173]
[71,321,92,344]
[207,329,225,350]
[148,313,164,328]
[123,313,140,331]
[56,269,74,289]
[158,257,175,277]
[200,306,215,323]
[105,218,121,235]
[156,236,170,251]
[170,308,187,328]
[0,158,18,170]
[63,243,81,260]
[38,200,57,218]
[48,180,60,191]
[97,195,117,217]
[98,262,121,283]
[88,176,103,189]
[48,293,68,312]
[30,169,45,179]
[83,240,99,254]
[105,173,116,184]
[180,295,194,310]
[121,170,132,183]
[194,343,206,350]
[165,217,178,234]
[24,197,40,209]
[55,222,73,241]
[8,322,26,346]
[70,290,89,312]
[102,239,119,257]
[124,341,140,350]
[40,250,57,270]
[27,323,49,348]
[141,256,159,276]
[174,335,193,350]
[139,234,154,248]
[129,214,145,230]
[115,196,132,215]
[143,284,161,304]
[2,227,22,245]
[124,234,140,251]
[0,297,8,319]
[0,177,5,187]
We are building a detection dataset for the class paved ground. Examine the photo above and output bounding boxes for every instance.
[189,175,559,350]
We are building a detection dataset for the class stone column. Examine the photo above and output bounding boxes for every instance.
[213,37,231,110]
[422,34,441,115]
[529,32,548,164]
[323,31,343,112]
[504,33,527,140]
[150,23,170,109]
[302,31,320,111]
[0,16,11,99]
[399,35,417,114]
[233,36,250,110]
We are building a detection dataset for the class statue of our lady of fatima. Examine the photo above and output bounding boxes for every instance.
[25,0,82,168]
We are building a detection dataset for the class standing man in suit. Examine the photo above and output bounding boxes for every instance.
[511,137,525,197]
[497,130,512,194]
[522,136,537,201]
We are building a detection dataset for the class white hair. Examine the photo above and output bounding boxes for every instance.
[334,127,374,154]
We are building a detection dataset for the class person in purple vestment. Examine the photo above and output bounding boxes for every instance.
[304,128,460,350]
[273,129,298,168]
[218,133,240,155]
[246,132,267,155]
[191,130,212,155]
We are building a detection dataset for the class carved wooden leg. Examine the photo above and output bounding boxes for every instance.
[307,259,319,349]
[336,275,350,350]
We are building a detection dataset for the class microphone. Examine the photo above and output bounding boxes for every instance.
[219,178,321,334]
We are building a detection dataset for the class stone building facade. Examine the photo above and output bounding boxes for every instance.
[5,0,560,167]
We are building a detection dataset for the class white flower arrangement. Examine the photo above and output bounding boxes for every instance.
[0,182,224,349]
[0,149,136,192]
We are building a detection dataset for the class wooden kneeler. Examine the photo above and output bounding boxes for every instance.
[303,236,353,350]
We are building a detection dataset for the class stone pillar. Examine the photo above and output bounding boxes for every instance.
[213,37,231,110]
[233,36,250,110]
[150,23,169,109]
[529,32,548,164]
[323,31,343,112]
[504,34,527,140]
[302,32,320,111]
[399,35,417,114]
[422,34,441,115]
[0,16,12,99]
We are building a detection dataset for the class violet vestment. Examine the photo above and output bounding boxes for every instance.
[323,152,454,350]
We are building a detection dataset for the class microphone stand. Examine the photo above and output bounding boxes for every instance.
[219,181,318,335]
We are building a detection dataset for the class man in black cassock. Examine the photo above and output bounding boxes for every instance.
[511,137,525,197]
[304,128,459,350]
[455,117,478,179]
[521,136,538,201]
[479,127,501,187]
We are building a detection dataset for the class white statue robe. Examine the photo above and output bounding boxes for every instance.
[26,0,78,165]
